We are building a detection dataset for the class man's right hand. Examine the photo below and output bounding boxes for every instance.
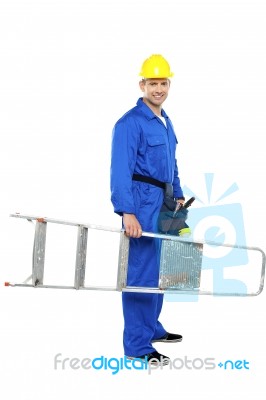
[123,213,142,238]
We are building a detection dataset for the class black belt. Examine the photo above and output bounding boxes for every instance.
[132,174,166,189]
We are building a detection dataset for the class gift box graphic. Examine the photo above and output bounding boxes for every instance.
[188,203,248,269]
[165,173,248,301]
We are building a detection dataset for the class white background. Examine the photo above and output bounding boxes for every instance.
[0,0,265,398]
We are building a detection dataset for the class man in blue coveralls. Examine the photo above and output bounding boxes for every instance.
[110,54,185,366]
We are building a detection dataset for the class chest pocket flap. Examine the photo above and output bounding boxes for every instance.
[146,135,166,146]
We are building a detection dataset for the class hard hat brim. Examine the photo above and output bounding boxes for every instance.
[139,72,174,78]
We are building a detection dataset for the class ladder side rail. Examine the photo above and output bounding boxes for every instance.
[10,213,121,233]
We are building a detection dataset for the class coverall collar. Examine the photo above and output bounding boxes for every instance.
[137,97,169,120]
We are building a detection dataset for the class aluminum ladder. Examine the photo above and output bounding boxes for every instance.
[5,213,265,296]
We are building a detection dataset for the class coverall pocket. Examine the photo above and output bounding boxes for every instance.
[146,135,166,163]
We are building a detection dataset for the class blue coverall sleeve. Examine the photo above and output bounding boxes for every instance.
[173,158,184,199]
[110,118,140,216]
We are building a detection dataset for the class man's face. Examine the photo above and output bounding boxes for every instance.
[139,78,170,109]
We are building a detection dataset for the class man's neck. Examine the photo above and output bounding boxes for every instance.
[142,98,162,116]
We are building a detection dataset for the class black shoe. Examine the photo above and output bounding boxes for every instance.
[151,332,183,343]
[127,351,170,365]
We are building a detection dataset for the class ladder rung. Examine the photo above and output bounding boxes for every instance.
[32,220,47,286]
[74,226,88,289]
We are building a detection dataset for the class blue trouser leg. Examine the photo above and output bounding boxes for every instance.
[152,294,167,339]
[122,292,167,357]
[122,235,167,357]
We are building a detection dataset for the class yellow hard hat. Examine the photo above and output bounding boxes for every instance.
[139,54,174,78]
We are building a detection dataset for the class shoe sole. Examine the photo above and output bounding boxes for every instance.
[151,338,183,343]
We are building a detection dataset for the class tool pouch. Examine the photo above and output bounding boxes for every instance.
[158,183,189,235]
